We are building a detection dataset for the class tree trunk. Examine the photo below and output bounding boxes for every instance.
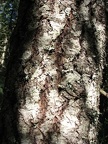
[0,0,106,144]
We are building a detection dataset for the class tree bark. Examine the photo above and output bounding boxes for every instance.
[0,0,106,144]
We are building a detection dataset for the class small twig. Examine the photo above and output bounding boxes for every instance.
[100,89,108,98]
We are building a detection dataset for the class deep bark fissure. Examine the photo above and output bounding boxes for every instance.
[0,0,107,144]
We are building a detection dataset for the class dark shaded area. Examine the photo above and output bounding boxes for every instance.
[81,22,100,66]
[75,0,83,8]
[98,0,108,143]
[0,0,39,143]
[0,66,5,104]
[99,47,108,143]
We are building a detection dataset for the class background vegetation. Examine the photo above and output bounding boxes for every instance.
[0,0,19,101]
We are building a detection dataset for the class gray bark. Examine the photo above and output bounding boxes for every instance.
[0,0,106,144]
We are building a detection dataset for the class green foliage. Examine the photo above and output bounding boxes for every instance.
[0,0,19,49]
[0,0,19,100]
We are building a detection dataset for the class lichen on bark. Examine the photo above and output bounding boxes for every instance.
[0,0,106,144]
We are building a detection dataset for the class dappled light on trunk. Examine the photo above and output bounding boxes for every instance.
[0,0,107,144]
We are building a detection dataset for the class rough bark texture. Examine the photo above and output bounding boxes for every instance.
[0,0,106,144]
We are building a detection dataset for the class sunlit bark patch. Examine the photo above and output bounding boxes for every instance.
[18,0,106,143]
[0,0,107,144]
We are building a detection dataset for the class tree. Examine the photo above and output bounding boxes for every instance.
[0,0,106,143]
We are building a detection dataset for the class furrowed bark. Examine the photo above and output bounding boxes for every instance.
[0,0,106,144]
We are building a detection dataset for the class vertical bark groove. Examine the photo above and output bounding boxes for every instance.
[0,0,106,144]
